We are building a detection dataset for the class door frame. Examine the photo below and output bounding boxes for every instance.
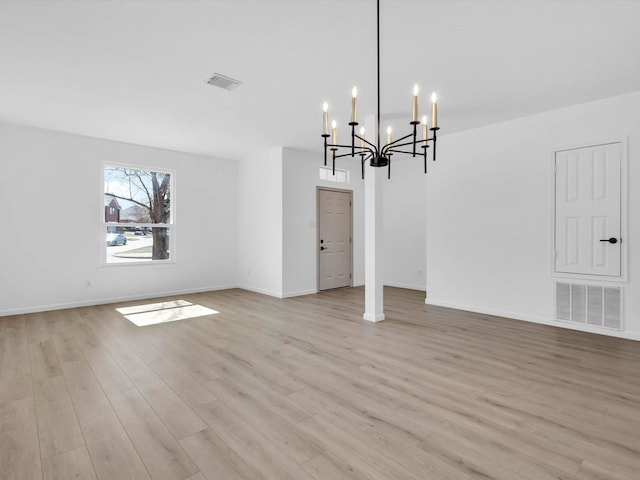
[549,137,628,283]
[317,186,354,292]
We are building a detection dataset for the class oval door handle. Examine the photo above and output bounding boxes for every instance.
[599,237,618,244]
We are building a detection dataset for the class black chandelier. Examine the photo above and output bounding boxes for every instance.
[321,0,440,179]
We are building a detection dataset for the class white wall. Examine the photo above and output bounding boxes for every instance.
[426,90,640,339]
[282,148,365,297]
[383,158,427,290]
[236,148,284,297]
[0,122,238,316]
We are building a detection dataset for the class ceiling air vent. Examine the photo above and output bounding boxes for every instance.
[206,73,242,91]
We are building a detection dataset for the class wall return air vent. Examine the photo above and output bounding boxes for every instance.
[556,281,622,331]
[206,73,242,91]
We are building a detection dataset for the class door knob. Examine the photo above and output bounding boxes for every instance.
[320,246,326,250]
[599,237,618,244]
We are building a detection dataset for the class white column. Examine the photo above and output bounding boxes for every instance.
[425,171,429,305]
[363,115,385,322]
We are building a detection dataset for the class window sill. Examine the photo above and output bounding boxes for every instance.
[99,260,177,269]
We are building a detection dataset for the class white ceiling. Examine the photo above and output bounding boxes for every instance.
[1,0,639,160]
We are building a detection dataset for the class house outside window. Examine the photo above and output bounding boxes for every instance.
[104,165,173,264]
[104,196,121,224]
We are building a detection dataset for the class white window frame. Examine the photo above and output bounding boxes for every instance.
[102,163,175,266]
[319,166,350,184]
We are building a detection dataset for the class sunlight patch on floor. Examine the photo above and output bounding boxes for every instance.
[116,300,218,327]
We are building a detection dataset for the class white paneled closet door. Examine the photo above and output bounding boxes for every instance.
[555,142,621,277]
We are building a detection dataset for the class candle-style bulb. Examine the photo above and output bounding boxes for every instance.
[359,127,365,149]
[412,84,420,122]
[332,120,337,129]
[332,120,337,145]
[431,92,438,129]
[422,115,428,142]
[386,126,392,144]
[322,102,329,135]
[351,86,358,123]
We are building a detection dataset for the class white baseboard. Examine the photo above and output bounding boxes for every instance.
[0,284,238,317]
[349,282,425,291]
[425,297,640,341]
[236,284,284,299]
[282,289,318,298]
[384,282,426,292]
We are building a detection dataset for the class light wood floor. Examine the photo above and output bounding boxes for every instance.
[1,287,640,480]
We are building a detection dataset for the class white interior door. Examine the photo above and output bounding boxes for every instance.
[555,143,621,277]
[318,188,352,290]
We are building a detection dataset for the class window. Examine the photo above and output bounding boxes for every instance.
[319,166,350,184]
[104,165,173,264]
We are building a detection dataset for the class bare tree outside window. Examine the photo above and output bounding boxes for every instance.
[104,166,173,262]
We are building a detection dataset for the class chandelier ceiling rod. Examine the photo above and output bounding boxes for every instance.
[321,0,440,179]
[376,0,381,153]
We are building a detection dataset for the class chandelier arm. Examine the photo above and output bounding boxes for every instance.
[360,154,370,179]
[431,127,438,161]
[387,142,424,151]
[360,152,375,179]
[412,124,417,157]
[354,134,380,155]
[329,143,368,151]
[333,147,375,159]
[381,132,414,155]
[385,136,431,151]
[385,132,414,146]
[322,136,329,166]
[423,145,428,173]
[387,149,422,155]
[350,124,357,157]
[332,148,336,175]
